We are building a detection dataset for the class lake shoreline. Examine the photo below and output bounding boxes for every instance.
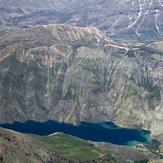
[0,120,152,146]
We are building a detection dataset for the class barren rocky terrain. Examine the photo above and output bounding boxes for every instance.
[0,0,163,162]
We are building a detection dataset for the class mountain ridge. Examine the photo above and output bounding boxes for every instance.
[0,0,163,161]
[0,0,163,40]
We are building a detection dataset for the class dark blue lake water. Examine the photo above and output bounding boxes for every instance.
[0,120,151,146]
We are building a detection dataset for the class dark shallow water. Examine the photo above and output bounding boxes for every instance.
[0,120,151,146]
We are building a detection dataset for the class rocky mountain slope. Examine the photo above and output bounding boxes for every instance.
[0,127,160,163]
[0,0,163,40]
[0,0,163,162]
[0,24,163,153]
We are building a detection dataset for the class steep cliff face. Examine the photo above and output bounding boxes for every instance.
[0,0,163,40]
[0,0,163,160]
[0,24,162,136]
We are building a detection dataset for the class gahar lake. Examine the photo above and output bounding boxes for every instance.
[0,120,152,146]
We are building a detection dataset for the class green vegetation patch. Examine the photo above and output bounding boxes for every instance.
[31,134,110,161]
